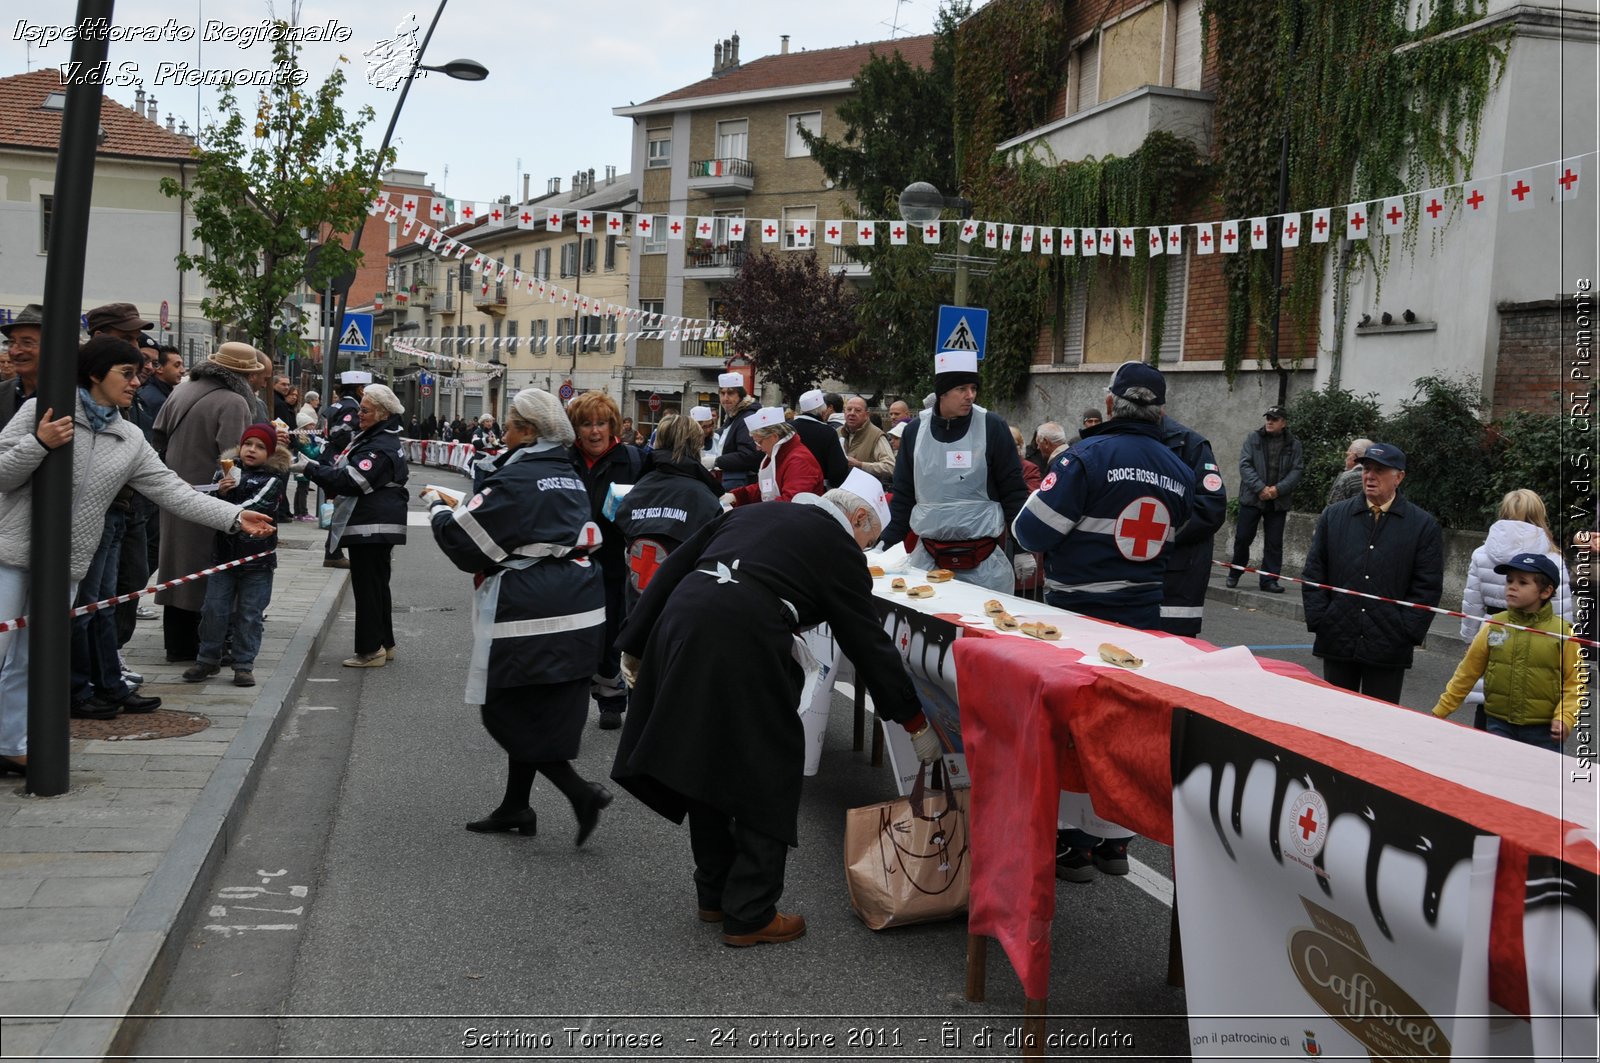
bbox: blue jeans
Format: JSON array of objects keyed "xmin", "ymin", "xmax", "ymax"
[
  {"xmin": 0, "ymin": 563, "xmax": 78, "ymax": 756},
  {"xmin": 197, "ymin": 566, "xmax": 274, "ymax": 670},
  {"xmin": 1485, "ymin": 715, "xmax": 1561, "ymax": 752},
  {"xmin": 70, "ymin": 508, "xmax": 130, "ymax": 704}
]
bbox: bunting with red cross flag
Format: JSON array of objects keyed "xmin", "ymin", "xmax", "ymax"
[
  {"xmin": 959, "ymin": 219, "xmax": 979, "ymax": 243},
  {"xmin": 695, "ymin": 217, "xmax": 714, "ymax": 241},
  {"xmin": 1081, "ymin": 227, "xmax": 1097, "ymax": 256},
  {"xmin": 1194, "ymin": 223, "xmax": 1213, "ymax": 254},
  {"xmin": 1420, "ymin": 190, "xmax": 1448, "ymax": 230},
  {"xmin": 460, "ymin": 202, "xmax": 479, "ymax": 223},
  {"xmin": 1001, "ymin": 224, "xmax": 1015, "ymax": 251},
  {"xmin": 984, "ymin": 223, "xmax": 999, "ymax": 248},
  {"xmin": 1039, "ymin": 227, "xmax": 1055, "ymax": 254},
  {"xmin": 727, "ymin": 217, "xmax": 746, "ymax": 242},
  {"xmin": 824, "ymin": 220, "xmax": 844, "ymax": 245},
  {"xmin": 429, "ymin": 198, "xmax": 451, "ymax": 224},
  {"xmin": 1280, "ymin": 212, "xmax": 1301, "ymax": 247},
  {"xmin": 1309, "ymin": 207, "xmax": 1331, "ymax": 243},
  {"xmin": 1098, "ymin": 229, "xmax": 1115, "ymax": 254},
  {"xmin": 790, "ymin": 219, "xmax": 813, "ymax": 248},
  {"xmin": 368, "ymin": 192, "xmax": 388, "ymax": 215},
  {"xmin": 546, "ymin": 208, "xmax": 563, "ymax": 232},
  {"xmin": 1166, "ymin": 225, "xmax": 1182, "ymax": 254},
  {"xmin": 1060, "ymin": 228, "xmax": 1077, "ymax": 255},
  {"xmin": 485, "ymin": 203, "xmax": 506, "ymax": 225},
  {"xmin": 1019, "ymin": 225, "xmax": 1034, "ymax": 252},
  {"xmin": 857, "ymin": 220, "xmax": 876, "ymax": 245},
  {"xmin": 1344, "ymin": 203, "xmax": 1369, "ymax": 241},
  {"xmin": 1147, "ymin": 227, "xmax": 1164, "ymax": 256},
  {"xmin": 635, "ymin": 215, "xmax": 653, "ymax": 240},
  {"xmin": 515, "ymin": 205, "xmax": 537, "ymax": 229},
  {"xmin": 922, "ymin": 221, "xmax": 941, "ymax": 244},
  {"xmin": 606, "ymin": 213, "xmax": 627, "ymax": 237},
  {"xmin": 1249, "ymin": 217, "xmax": 1268, "ymax": 251},
  {"xmin": 428, "ymin": 230, "xmax": 445, "ymax": 251},
  {"xmin": 1556, "ymin": 159, "xmax": 1582, "ymax": 202},
  {"xmin": 1116, "ymin": 228, "xmax": 1134, "ymax": 256},
  {"xmin": 1380, "ymin": 196, "xmax": 1406, "ymax": 235},
  {"xmin": 1220, "ymin": 220, "xmax": 1239, "ymax": 253},
  {"xmin": 1462, "ymin": 180, "xmax": 1491, "ymax": 217},
  {"xmin": 888, "ymin": 220, "xmax": 908, "ymax": 245},
  {"xmin": 576, "ymin": 212, "xmax": 594, "ymax": 234},
  {"xmin": 759, "ymin": 218, "xmax": 779, "ymax": 244},
  {"xmin": 399, "ymin": 196, "xmax": 418, "ymax": 219},
  {"xmin": 1505, "ymin": 169, "xmax": 1536, "ymax": 212},
  {"xmin": 667, "ymin": 216, "xmax": 687, "ymax": 240}
]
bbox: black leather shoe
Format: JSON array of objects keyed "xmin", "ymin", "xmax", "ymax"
[
  {"xmin": 1224, "ymin": 574, "xmax": 1239, "ymax": 588},
  {"xmin": 1261, "ymin": 582, "xmax": 1286, "ymax": 594},
  {"xmin": 114, "ymin": 693, "xmax": 162, "ymax": 713},
  {"xmin": 70, "ymin": 699, "xmax": 119, "ymax": 720},
  {"xmin": 574, "ymin": 782, "xmax": 614, "ymax": 847},
  {"xmin": 465, "ymin": 807, "xmax": 538, "ymax": 836}
]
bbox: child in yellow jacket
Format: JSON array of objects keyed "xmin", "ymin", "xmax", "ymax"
[{"xmin": 1433, "ymin": 553, "xmax": 1582, "ymax": 752}]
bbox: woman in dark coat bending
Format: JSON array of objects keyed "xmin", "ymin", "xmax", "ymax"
[
  {"xmin": 424, "ymin": 388, "xmax": 613, "ymax": 843},
  {"xmin": 612, "ymin": 413, "xmax": 724, "ymax": 611},
  {"xmin": 611, "ymin": 481, "xmax": 939, "ymax": 947}
]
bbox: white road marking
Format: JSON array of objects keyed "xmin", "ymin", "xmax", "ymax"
[{"xmin": 1126, "ymin": 856, "xmax": 1175, "ymax": 906}]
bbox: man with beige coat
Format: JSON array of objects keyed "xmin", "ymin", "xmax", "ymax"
[{"xmin": 839, "ymin": 396, "xmax": 894, "ymax": 485}]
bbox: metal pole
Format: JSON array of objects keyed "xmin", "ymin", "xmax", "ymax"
[{"xmin": 28, "ymin": 0, "xmax": 113, "ymax": 796}]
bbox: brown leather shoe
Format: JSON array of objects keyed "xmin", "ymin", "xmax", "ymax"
[
  {"xmin": 722, "ymin": 912, "xmax": 806, "ymax": 947},
  {"xmin": 697, "ymin": 908, "xmax": 724, "ymax": 923}
]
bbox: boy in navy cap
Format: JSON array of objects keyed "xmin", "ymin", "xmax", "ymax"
[{"xmin": 1432, "ymin": 552, "xmax": 1582, "ymax": 751}]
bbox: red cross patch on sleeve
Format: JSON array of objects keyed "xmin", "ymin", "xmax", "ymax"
[{"xmin": 358, "ymin": 458, "xmax": 373, "ymax": 471}]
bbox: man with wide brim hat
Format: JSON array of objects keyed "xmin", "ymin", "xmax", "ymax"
[
  {"xmin": 150, "ymin": 341, "xmax": 262, "ymax": 660},
  {"xmin": 0, "ymin": 304, "xmax": 44, "ymax": 432},
  {"xmin": 879, "ymin": 350, "xmax": 1029, "ymax": 592}
]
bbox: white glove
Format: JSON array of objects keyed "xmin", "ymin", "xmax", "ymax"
[
  {"xmin": 718, "ymin": 492, "xmax": 736, "ymax": 509},
  {"xmin": 290, "ymin": 455, "xmax": 313, "ymax": 474},
  {"xmin": 700, "ymin": 451, "xmax": 717, "ymax": 470},
  {"xmin": 620, "ymin": 652, "xmax": 641, "ymax": 687},
  {"xmin": 1012, "ymin": 552, "xmax": 1038, "ymax": 583},
  {"xmin": 909, "ymin": 724, "xmax": 942, "ymax": 764},
  {"xmin": 419, "ymin": 486, "xmax": 444, "ymax": 507}
]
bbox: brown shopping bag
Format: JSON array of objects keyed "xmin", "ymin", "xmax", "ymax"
[{"xmin": 844, "ymin": 762, "xmax": 970, "ymax": 930}]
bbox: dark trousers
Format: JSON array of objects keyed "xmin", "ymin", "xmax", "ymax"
[
  {"xmin": 71, "ymin": 508, "xmax": 130, "ymax": 704},
  {"xmin": 293, "ymin": 478, "xmax": 311, "ymax": 518},
  {"xmin": 1231, "ymin": 504, "xmax": 1287, "ymax": 586},
  {"xmin": 347, "ymin": 543, "xmax": 394, "ymax": 655},
  {"xmin": 1322, "ymin": 658, "xmax": 1407, "ymax": 704},
  {"xmin": 592, "ymin": 571, "xmax": 628, "ymax": 712},
  {"xmin": 685, "ymin": 798, "xmax": 788, "ymax": 935},
  {"xmin": 114, "ymin": 501, "xmax": 151, "ymax": 647},
  {"xmin": 164, "ymin": 606, "xmax": 201, "ymax": 660}
]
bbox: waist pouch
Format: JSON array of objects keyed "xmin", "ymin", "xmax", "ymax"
[{"xmin": 922, "ymin": 536, "xmax": 1000, "ymax": 571}]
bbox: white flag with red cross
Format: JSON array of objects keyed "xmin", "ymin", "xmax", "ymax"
[
  {"xmin": 857, "ymin": 221, "xmax": 876, "ymax": 245},
  {"xmin": 1505, "ymin": 169, "xmax": 1536, "ymax": 212},
  {"xmin": 727, "ymin": 217, "xmax": 746, "ymax": 242},
  {"xmin": 399, "ymin": 196, "xmax": 418, "ymax": 219},
  {"xmin": 455, "ymin": 243, "xmax": 472, "ymax": 260},
  {"xmin": 1019, "ymin": 225, "xmax": 1034, "ymax": 252},
  {"xmin": 1379, "ymin": 196, "xmax": 1406, "ymax": 235},
  {"xmin": 1556, "ymin": 159, "xmax": 1582, "ymax": 202},
  {"xmin": 958, "ymin": 219, "xmax": 979, "ymax": 243},
  {"xmin": 666, "ymin": 216, "xmax": 687, "ymax": 240},
  {"xmin": 1039, "ymin": 227, "xmax": 1055, "ymax": 255},
  {"xmin": 888, "ymin": 220, "xmax": 908, "ymax": 245},
  {"xmin": 1419, "ymin": 190, "xmax": 1448, "ymax": 230},
  {"xmin": 1118, "ymin": 228, "xmax": 1137, "ymax": 256},
  {"xmin": 1147, "ymin": 227, "xmax": 1164, "ymax": 256},
  {"xmin": 922, "ymin": 221, "xmax": 941, "ymax": 244},
  {"xmin": 469, "ymin": 254, "xmax": 485, "ymax": 273},
  {"xmin": 759, "ymin": 219, "xmax": 780, "ymax": 244},
  {"xmin": 1001, "ymin": 224, "xmax": 1015, "ymax": 251},
  {"xmin": 400, "ymin": 217, "xmax": 416, "ymax": 237},
  {"xmin": 515, "ymin": 205, "xmax": 537, "ymax": 230},
  {"xmin": 495, "ymin": 263, "xmax": 508, "ymax": 281},
  {"xmin": 546, "ymin": 209, "xmax": 563, "ymax": 232},
  {"xmin": 1248, "ymin": 217, "xmax": 1268, "ymax": 250},
  {"xmin": 635, "ymin": 215, "xmax": 654, "ymax": 240},
  {"xmin": 790, "ymin": 219, "xmax": 813, "ymax": 247},
  {"xmin": 512, "ymin": 270, "xmax": 522, "ymax": 288},
  {"xmin": 1060, "ymin": 228, "xmax": 1077, "ymax": 255},
  {"xmin": 695, "ymin": 217, "xmax": 715, "ymax": 240},
  {"xmin": 1098, "ymin": 229, "xmax": 1115, "ymax": 254},
  {"xmin": 459, "ymin": 202, "xmax": 479, "ymax": 223},
  {"xmin": 824, "ymin": 220, "xmax": 845, "ymax": 245},
  {"xmin": 1309, "ymin": 207, "xmax": 1332, "ymax": 243},
  {"xmin": 575, "ymin": 212, "xmax": 594, "ymax": 234},
  {"xmin": 1219, "ymin": 220, "xmax": 1239, "ymax": 253},
  {"xmin": 1279, "ymin": 213, "xmax": 1301, "ymax": 247},
  {"xmin": 983, "ymin": 223, "xmax": 998, "ymax": 248},
  {"xmin": 429, "ymin": 198, "xmax": 450, "ymax": 224},
  {"xmin": 605, "ymin": 213, "xmax": 626, "ymax": 237},
  {"xmin": 384, "ymin": 203, "xmax": 401, "ymax": 223},
  {"xmin": 1344, "ymin": 203, "xmax": 1369, "ymax": 240},
  {"xmin": 412, "ymin": 224, "xmax": 430, "ymax": 244},
  {"xmin": 438, "ymin": 239, "xmax": 456, "ymax": 257},
  {"xmin": 1462, "ymin": 180, "xmax": 1491, "ymax": 217},
  {"xmin": 428, "ymin": 230, "xmax": 445, "ymax": 251},
  {"xmin": 368, "ymin": 192, "xmax": 388, "ymax": 215},
  {"xmin": 1080, "ymin": 228, "xmax": 1097, "ymax": 256},
  {"xmin": 484, "ymin": 203, "xmax": 506, "ymax": 225},
  {"xmin": 1166, "ymin": 226, "xmax": 1183, "ymax": 254}
]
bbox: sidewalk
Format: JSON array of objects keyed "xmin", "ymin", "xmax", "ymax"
[
  {"xmin": 1206, "ymin": 570, "xmax": 1467, "ymax": 654},
  {"xmin": 0, "ymin": 519, "xmax": 347, "ymax": 1059}
]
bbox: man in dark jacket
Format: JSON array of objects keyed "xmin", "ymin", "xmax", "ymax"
[
  {"xmin": 792, "ymin": 388, "xmax": 848, "ymax": 489},
  {"xmin": 1155, "ymin": 413, "xmax": 1227, "ymax": 636},
  {"xmin": 1228, "ymin": 405, "xmax": 1303, "ymax": 592},
  {"xmin": 712, "ymin": 371, "xmax": 762, "ymax": 489},
  {"xmin": 138, "ymin": 343, "xmax": 184, "ymax": 424},
  {"xmin": 1302, "ymin": 443, "xmax": 1443, "ymax": 703}
]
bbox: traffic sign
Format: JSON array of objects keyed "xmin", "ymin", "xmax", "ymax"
[
  {"xmin": 558, "ymin": 380, "xmax": 575, "ymax": 402},
  {"xmin": 420, "ymin": 386, "xmax": 432, "ymax": 397},
  {"xmin": 648, "ymin": 393, "xmax": 661, "ymax": 412},
  {"xmin": 338, "ymin": 312, "xmax": 373, "ymax": 352},
  {"xmin": 936, "ymin": 304, "xmax": 989, "ymax": 360}
]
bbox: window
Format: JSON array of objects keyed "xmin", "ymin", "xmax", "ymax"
[
  {"xmin": 532, "ymin": 319, "xmax": 549, "ymax": 354},
  {"xmin": 643, "ymin": 214, "xmax": 668, "ymax": 255},
  {"xmin": 604, "ymin": 234, "xmax": 617, "ymax": 272},
  {"xmin": 640, "ymin": 299, "xmax": 664, "ymax": 336},
  {"xmin": 1155, "ymin": 253, "xmax": 1189, "ymax": 360},
  {"xmin": 492, "ymin": 318, "xmax": 502, "ymax": 340},
  {"xmin": 1059, "ymin": 283, "xmax": 1088, "ymax": 365},
  {"xmin": 533, "ymin": 247, "xmax": 551, "ymax": 279},
  {"xmin": 1173, "ymin": 0, "xmax": 1203, "ymax": 91},
  {"xmin": 647, "ymin": 130, "xmax": 672, "ymax": 168},
  {"xmin": 716, "ymin": 118, "xmax": 749, "ymax": 160},
  {"xmin": 583, "ymin": 237, "xmax": 597, "ymax": 274},
  {"xmin": 560, "ymin": 243, "xmax": 578, "ymax": 278},
  {"xmin": 459, "ymin": 261, "xmax": 471, "ymax": 293},
  {"xmin": 38, "ymin": 195, "xmax": 52, "ymax": 253},
  {"xmin": 782, "ymin": 205, "xmax": 817, "ymax": 250},
  {"xmin": 512, "ymin": 252, "xmax": 522, "ymax": 272},
  {"xmin": 607, "ymin": 315, "xmax": 618, "ymax": 353},
  {"xmin": 581, "ymin": 314, "xmax": 603, "ymax": 352},
  {"xmin": 786, "ymin": 111, "xmax": 821, "ymax": 157},
  {"xmin": 478, "ymin": 323, "xmax": 486, "ymax": 351},
  {"xmin": 556, "ymin": 317, "xmax": 574, "ymax": 353},
  {"xmin": 506, "ymin": 318, "xmax": 519, "ymax": 355},
  {"xmin": 444, "ymin": 269, "xmax": 455, "ymax": 310}
]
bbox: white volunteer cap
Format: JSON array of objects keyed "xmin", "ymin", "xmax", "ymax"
[
  {"xmin": 934, "ymin": 350, "xmax": 977, "ymax": 375},
  {"xmin": 798, "ymin": 389, "xmax": 825, "ymax": 413},
  {"xmin": 717, "ymin": 372, "xmax": 743, "ymax": 388},
  {"xmin": 340, "ymin": 370, "xmax": 373, "ymax": 384},
  {"xmin": 841, "ymin": 468, "xmax": 890, "ymax": 528},
  {"xmin": 744, "ymin": 406, "xmax": 786, "ymax": 431},
  {"xmin": 688, "ymin": 405, "xmax": 714, "ymax": 423}
]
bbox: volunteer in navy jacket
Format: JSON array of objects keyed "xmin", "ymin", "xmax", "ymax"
[
  {"xmin": 298, "ymin": 383, "xmax": 409, "ymax": 667},
  {"xmin": 1012, "ymin": 361, "xmax": 1195, "ymax": 629},
  {"xmin": 613, "ymin": 413, "xmax": 723, "ymax": 611},
  {"xmin": 425, "ymin": 388, "xmax": 613, "ymax": 845},
  {"xmin": 1155, "ymin": 413, "xmax": 1227, "ymax": 636},
  {"xmin": 880, "ymin": 350, "xmax": 1030, "ymax": 592}
]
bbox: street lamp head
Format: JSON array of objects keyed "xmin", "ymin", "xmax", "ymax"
[
  {"xmin": 423, "ymin": 58, "xmax": 489, "ymax": 81},
  {"xmin": 899, "ymin": 181, "xmax": 944, "ymax": 223}
]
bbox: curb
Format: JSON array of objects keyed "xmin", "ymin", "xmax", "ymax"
[
  {"xmin": 1206, "ymin": 581, "xmax": 1469, "ymax": 655},
  {"xmin": 38, "ymin": 568, "xmax": 350, "ymax": 1062}
]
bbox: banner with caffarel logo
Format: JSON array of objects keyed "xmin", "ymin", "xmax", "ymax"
[{"xmin": 1172, "ymin": 712, "xmax": 1499, "ymax": 1060}]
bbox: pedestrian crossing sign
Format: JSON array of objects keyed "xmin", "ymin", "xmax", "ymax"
[
  {"xmin": 338, "ymin": 312, "xmax": 373, "ymax": 352},
  {"xmin": 936, "ymin": 304, "xmax": 988, "ymax": 360}
]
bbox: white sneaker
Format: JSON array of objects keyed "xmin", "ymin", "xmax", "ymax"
[
  {"xmin": 118, "ymin": 652, "xmax": 144, "ymax": 687},
  {"xmin": 135, "ymin": 605, "xmax": 157, "ymax": 620}
]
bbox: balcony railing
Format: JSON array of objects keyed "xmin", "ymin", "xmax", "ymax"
[
  {"xmin": 681, "ymin": 337, "xmax": 729, "ymax": 361},
  {"xmin": 688, "ymin": 157, "xmax": 753, "ymax": 179},
  {"xmin": 686, "ymin": 245, "xmax": 748, "ymax": 271}
]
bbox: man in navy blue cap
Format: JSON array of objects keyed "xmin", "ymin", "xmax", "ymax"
[{"xmin": 1302, "ymin": 441, "xmax": 1443, "ymax": 703}]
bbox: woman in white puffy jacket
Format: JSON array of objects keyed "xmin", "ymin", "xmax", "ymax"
[{"xmin": 1458, "ymin": 489, "xmax": 1571, "ymax": 725}]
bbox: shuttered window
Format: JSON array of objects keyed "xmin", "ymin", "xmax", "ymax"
[
  {"xmin": 1173, "ymin": 0, "xmax": 1203, "ymax": 90},
  {"xmin": 1073, "ymin": 38, "xmax": 1099, "ymax": 113},
  {"xmin": 1156, "ymin": 253, "xmax": 1189, "ymax": 361},
  {"xmin": 1060, "ymin": 283, "xmax": 1088, "ymax": 364}
]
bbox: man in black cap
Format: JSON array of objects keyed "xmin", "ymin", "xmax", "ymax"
[
  {"xmin": 0, "ymin": 304, "xmax": 44, "ymax": 432},
  {"xmin": 880, "ymin": 350, "xmax": 1028, "ymax": 592},
  {"xmin": 1227, "ymin": 404, "xmax": 1303, "ymax": 592},
  {"xmin": 84, "ymin": 302, "xmax": 154, "ymax": 344},
  {"xmin": 1302, "ymin": 442, "xmax": 1443, "ymax": 703}
]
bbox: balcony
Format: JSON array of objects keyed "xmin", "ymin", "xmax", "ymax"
[
  {"xmin": 996, "ymin": 85, "xmax": 1214, "ymax": 165},
  {"xmin": 681, "ymin": 337, "xmax": 730, "ymax": 364},
  {"xmin": 829, "ymin": 245, "xmax": 870, "ymax": 277},
  {"xmin": 685, "ymin": 243, "xmax": 748, "ymax": 279},
  {"xmin": 686, "ymin": 156, "xmax": 755, "ymax": 196},
  {"xmin": 472, "ymin": 285, "xmax": 507, "ymax": 314},
  {"xmin": 430, "ymin": 289, "xmax": 451, "ymax": 312}
]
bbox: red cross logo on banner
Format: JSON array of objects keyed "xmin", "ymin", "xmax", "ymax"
[
  {"xmin": 925, "ymin": 223, "xmax": 939, "ymax": 239},
  {"xmin": 1112, "ymin": 497, "xmax": 1172, "ymax": 561},
  {"xmin": 404, "ymin": 199, "xmax": 416, "ymax": 212},
  {"xmin": 963, "ymin": 223, "xmax": 976, "ymax": 238},
  {"xmin": 1425, "ymin": 198, "xmax": 1442, "ymax": 219},
  {"xmin": 548, "ymin": 212, "xmax": 562, "ymax": 226},
  {"xmin": 796, "ymin": 224, "xmax": 809, "ymax": 238},
  {"xmin": 1063, "ymin": 233, "xmax": 1075, "ymax": 250},
  {"xmin": 627, "ymin": 539, "xmax": 668, "ymax": 592},
  {"xmin": 1510, "ymin": 179, "xmax": 1531, "ymax": 201},
  {"xmin": 1466, "ymin": 188, "xmax": 1485, "ymax": 210},
  {"xmin": 520, "ymin": 211, "xmax": 533, "ymax": 225},
  {"xmin": 1222, "ymin": 228, "xmax": 1235, "ymax": 246},
  {"xmin": 580, "ymin": 215, "xmax": 592, "ymax": 228},
  {"xmin": 764, "ymin": 223, "xmax": 777, "ymax": 238},
  {"xmin": 490, "ymin": 207, "xmax": 503, "ymax": 222},
  {"xmin": 1199, "ymin": 230, "xmax": 1211, "ymax": 246},
  {"xmin": 1385, "ymin": 204, "xmax": 1403, "ymax": 226},
  {"xmin": 1122, "ymin": 232, "xmax": 1133, "ymax": 250},
  {"xmin": 1149, "ymin": 231, "xmax": 1161, "ymax": 249},
  {"xmin": 859, "ymin": 225, "xmax": 873, "ymax": 240},
  {"xmin": 1285, "ymin": 788, "xmax": 1330, "ymax": 860},
  {"xmin": 1252, "ymin": 223, "xmax": 1264, "ymax": 241},
  {"xmin": 462, "ymin": 204, "xmax": 476, "ymax": 219},
  {"xmin": 1559, "ymin": 168, "xmax": 1579, "ymax": 192},
  {"xmin": 730, "ymin": 222, "xmax": 743, "ymax": 237},
  {"xmin": 1313, "ymin": 214, "xmax": 1329, "ymax": 235}
]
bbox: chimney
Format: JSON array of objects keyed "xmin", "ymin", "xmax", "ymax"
[
  {"xmin": 780, "ymin": 35, "xmax": 790, "ymax": 55},
  {"xmin": 548, "ymin": 176, "xmax": 561, "ymax": 194},
  {"xmin": 587, "ymin": 167, "xmax": 595, "ymax": 194},
  {"xmin": 523, "ymin": 173, "xmax": 530, "ymax": 202},
  {"xmin": 730, "ymin": 32, "xmax": 740, "ymax": 66},
  {"xmin": 146, "ymin": 95, "xmax": 158, "ymax": 121},
  {"xmin": 134, "ymin": 87, "xmax": 145, "ymax": 115},
  {"xmin": 165, "ymin": 112, "xmax": 175, "ymax": 132},
  {"xmin": 605, "ymin": 165, "xmax": 615, "ymax": 185}
]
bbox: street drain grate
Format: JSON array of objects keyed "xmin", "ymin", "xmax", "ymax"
[{"xmin": 71, "ymin": 710, "xmax": 212, "ymax": 741}]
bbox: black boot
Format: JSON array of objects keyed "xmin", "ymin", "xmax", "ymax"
[
  {"xmin": 465, "ymin": 807, "xmax": 538, "ymax": 835},
  {"xmin": 574, "ymin": 783, "xmax": 613, "ymax": 848}
]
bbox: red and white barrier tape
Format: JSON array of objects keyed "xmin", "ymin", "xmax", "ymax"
[
  {"xmin": 1216, "ymin": 561, "xmax": 1600, "ymax": 649},
  {"xmin": 0, "ymin": 550, "xmax": 276, "ymax": 634}
]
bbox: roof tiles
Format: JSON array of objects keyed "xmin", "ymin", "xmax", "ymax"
[
  {"xmin": 0, "ymin": 69, "xmax": 196, "ymax": 161},
  {"xmin": 643, "ymin": 35, "xmax": 936, "ymax": 106}
]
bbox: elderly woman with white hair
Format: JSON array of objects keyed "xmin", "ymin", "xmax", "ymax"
[
  {"xmin": 723, "ymin": 407, "xmax": 824, "ymax": 507},
  {"xmin": 297, "ymin": 382, "xmax": 409, "ymax": 667},
  {"xmin": 424, "ymin": 388, "xmax": 613, "ymax": 844}
]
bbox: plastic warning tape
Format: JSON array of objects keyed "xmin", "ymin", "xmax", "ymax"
[{"xmin": 0, "ymin": 550, "xmax": 277, "ymax": 634}]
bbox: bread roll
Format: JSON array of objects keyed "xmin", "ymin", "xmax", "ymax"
[
  {"xmin": 926, "ymin": 568, "xmax": 955, "ymax": 582},
  {"xmin": 993, "ymin": 612, "xmax": 1020, "ymax": 631},
  {"xmin": 1096, "ymin": 643, "xmax": 1143, "ymax": 668},
  {"xmin": 983, "ymin": 599, "xmax": 1005, "ymax": 616},
  {"xmin": 890, "ymin": 577, "xmax": 907, "ymax": 592},
  {"xmin": 868, "ymin": 565, "xmax": 886, "ymax": 578},
  {"xmin": 906, "ymin": 585, "xmax": 935, "ymax": 599},
  {"xmin": 1020, "ymin": 622, "xmax": 1061, "ymax": 641}
]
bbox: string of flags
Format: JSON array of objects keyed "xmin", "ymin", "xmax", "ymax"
[
  {"xmin": 389, "ymin": 339, "xmax": 505, "ymax": 375},
  {"xmin": 365, "ymin": 152, "xmax": 1590, "ymax": 326}
]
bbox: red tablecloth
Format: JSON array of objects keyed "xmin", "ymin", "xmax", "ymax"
[{"xmin": 956, "ymin": 630, "xmax": 1594, "ymax": 1016}]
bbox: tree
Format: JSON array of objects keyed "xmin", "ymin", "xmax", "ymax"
[
  {"xmin": 161, "ymin": 20, "xmax": 388, "ymax": 362},
  {"xmin": 720, "ymin": 251, "xmax": 859, "ymax": 407},
  {"xmin": 800, "ymin": 3, "xmax": 969, "ymax": 400}
]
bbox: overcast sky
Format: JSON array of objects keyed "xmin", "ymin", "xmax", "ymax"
[{"xmin": 3, "ymin": 0, "xmax": 966, "ymax": 203}]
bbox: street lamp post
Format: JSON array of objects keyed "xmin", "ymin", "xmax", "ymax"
[
  {"xmin": 321, "ymin": 0, "xmax": 486, "ymax": 429},
  {"xmin": 899, "ymin": 181, "xmax": 974, "ymax": 304}
]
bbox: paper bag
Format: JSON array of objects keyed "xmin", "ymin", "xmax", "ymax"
[{"xmin": 844, "ymin": 763, "xmax": 970, "ymax": 930}]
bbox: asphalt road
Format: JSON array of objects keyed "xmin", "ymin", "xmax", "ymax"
[{"xmin": 132, "ymin": 476, "xmax": 1485, "ymax": 1062}]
